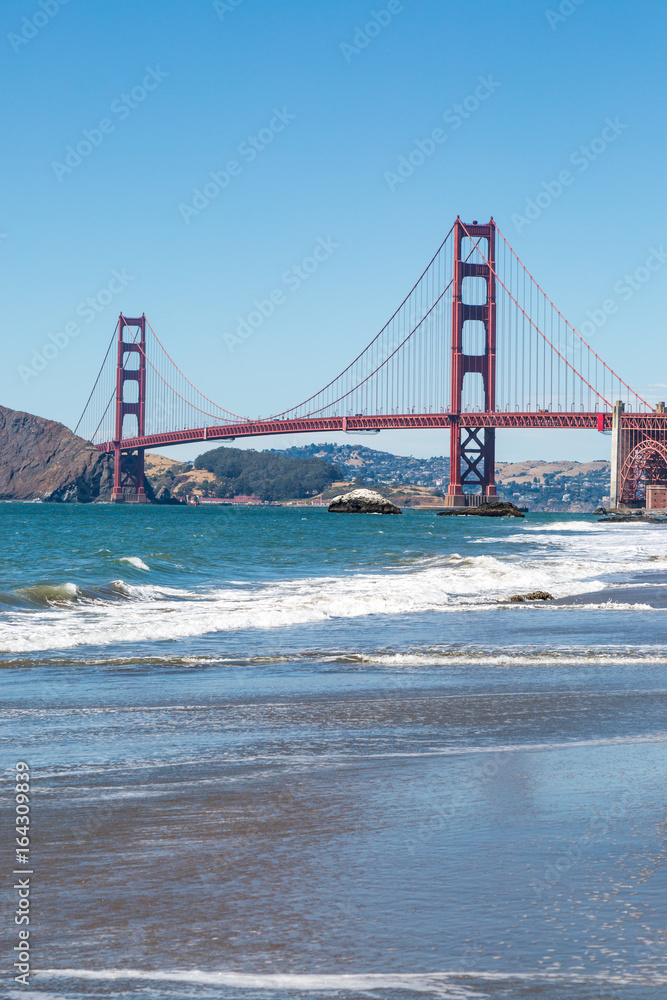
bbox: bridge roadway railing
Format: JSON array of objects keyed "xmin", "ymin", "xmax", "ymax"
[{"xmin": 97, "ymin": 411, "xmax": 625, "ymax": 453}]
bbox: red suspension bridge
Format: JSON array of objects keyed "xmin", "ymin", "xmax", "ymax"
[{"xmin": 76, "ymin": 218, "xmax": 667, "ymax": 508}]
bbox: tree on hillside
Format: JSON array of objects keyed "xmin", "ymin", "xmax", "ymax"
[{"xmin": 194, "ymin": 446, "xmax": 340, "ymax": 501}]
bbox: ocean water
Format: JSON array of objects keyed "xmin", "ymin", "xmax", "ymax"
[{"xmin": 1, "ymin": 503, "xmax": 666, "ymax": 1000}]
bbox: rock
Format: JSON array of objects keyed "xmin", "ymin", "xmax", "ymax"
[
  {"xmin": 0, "ymin": 404, "xmax": 114, "ymax": 502},
  {"xmin": 598, "ymin": 506, "xmax": 643, "ymax": 517},
  {"xmin": 598, "ymin": 515, "xmax": 666, "ymax": 524},
  {"xmin": 437, "ymin": 501, "xmax": 525, "ymax": 518},
  {"xmin": 328, "ymin": 488, "xmax": 402, "ymax": 514},
  {"xmin": 509, "ymin": 591, "xmax": 553, "ymax": 602},
  {"xmin": 155, "ymin": 486, "xmax": 185, "ymax": 506}
]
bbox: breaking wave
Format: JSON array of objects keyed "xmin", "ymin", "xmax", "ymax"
[
  {"xmin": 1, "ymin": 515, "xmax": 665, "ymax": 653},
  {"xmin": 116, "ymin": 555, "xmax": 150, "ymax": 571}
]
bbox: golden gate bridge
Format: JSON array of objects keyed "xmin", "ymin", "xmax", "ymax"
[{"xmin": 75, "ymin": 218, "xmax": 667, "ymax": 509}]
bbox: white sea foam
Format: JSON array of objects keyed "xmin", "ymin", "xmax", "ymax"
[
  {"xmin": 544, "ymin": 601, "xmax": 655, "ymax": 611},
  {"xmin": 355, "ymin": 648, "xmax": 667, "ymax": 667},
  {"xmin": 38, "ymin": 966, "xmax": 667, "ymax": 992},
  {"xmin": 36, "ymin": 968, "xmax": 482, "ymax": 997},
  {"xmin": 3, "ymin": 644, "xmax": 665, "ymax": 671},
  {"xmin": 523, "ymin": 521, "xmax": 607, "ymax": 532},
  {"xmin": 109, "ymin": 580, "xmax": 191, "ymax": 599}
]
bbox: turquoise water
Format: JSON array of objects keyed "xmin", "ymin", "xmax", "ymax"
[{"xmin": 2, "ymin": 504, "xmax": 666, "ymax": 999}]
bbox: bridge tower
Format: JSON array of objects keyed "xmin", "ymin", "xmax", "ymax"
[
  {"xmin": 111, "ymin": 314, "xmax": 148, "ymax": 503},
  {"xmin": 445, "ymin": 218, "xmax": 497, "ymax": 506}
]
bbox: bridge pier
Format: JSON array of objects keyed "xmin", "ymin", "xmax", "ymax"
[
  {"xmin": 609, "ymin": 400, "xmax": 624, "ymax": 508},
  {"xmin": 111, "ymin": 448, "xmax": 148, "ymax": 503},
  {"xmin": 445, "ymin": 423, "xmax": 497, "ymax": 506}
]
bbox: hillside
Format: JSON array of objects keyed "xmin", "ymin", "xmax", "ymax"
[
  {"xmin": 0, "ymin": 404, "xmax": 114, "ymax": 502},
  {"xmin": 271, "ymin": 443, "xmax": 450, "ymax": 487},
  {"xmin": 149, "ymin": 446, "xmax": 340, "ymax": 501},
  {"xmin": 145, "ymin": 445, "xmax": 611, "ymax": 511},
  {"xmin": 495, "ymin": 460, "xmax": 610, "ymax": 511},
  {"xmin": 495, "ymin": 459, "xmax": 609, "ymax": 484}
]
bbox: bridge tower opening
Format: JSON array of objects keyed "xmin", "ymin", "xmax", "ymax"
[
  {"xmin": 445, "ymin": 218, "xmax": 497, "ymax": 506},
  {"xmin": 112, "ymin": 314, "xmax": 148, "ymax": 503}
]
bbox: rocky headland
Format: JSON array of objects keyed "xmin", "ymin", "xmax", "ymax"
[{"xmin": 0, "ymin": 404, "xmax": 114, "ymax": 502}]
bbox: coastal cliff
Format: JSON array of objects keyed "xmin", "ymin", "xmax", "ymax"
[{"xmin": 0, "ymin": 404, "xmax": 114, "ymax": 502}]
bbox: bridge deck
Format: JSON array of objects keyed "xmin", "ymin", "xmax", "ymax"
[{"xmin": 97, "ymin": 412, "xmax": 628, "ymax": 452}]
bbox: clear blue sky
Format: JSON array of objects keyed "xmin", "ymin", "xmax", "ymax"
[{"xmin": 1, "ymin": 0, "xmax": 666, "ymax": 462}]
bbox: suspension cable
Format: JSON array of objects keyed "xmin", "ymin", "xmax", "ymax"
[
  {"xmin": 273, "ymin": 223, "xmax": 456, "ymax": 417},
  {"xmin": 73, "ymin": 322, "xmax": 118, "ymax": 435},
  {"xmin": 494, "ymin": 222, "xmax": 650, "ymax": 409},
  {"xmin": 144, "ymin": 318, "xmax": 246, "ymax": 421},
  {"xmin": 461, "ymin": 223, "xmax": 633, "ymax": 411}
]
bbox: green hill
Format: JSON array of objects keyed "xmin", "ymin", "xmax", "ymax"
[{"xmin": 193, "ymin": 446, "xmax": 340, "ymax": 501}]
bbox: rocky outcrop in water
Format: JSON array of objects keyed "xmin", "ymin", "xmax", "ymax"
[
  {"xmin": 437, "ymin": 501, "xmax": 525, "ymax": 518},
  {"xmin": 509, "ymin": 591, "xmax": 553, "ymax": 602},
  {"xmin": 328, "ymin": 488, "xmax": 402, "ymax": 514},
  {"xmin": 0, "ymin": 404, "xmax": 114, "ymax": 502},
  {"xmin": 598, "ymin": 514, "xmax": 667, "ymax": 523}
]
